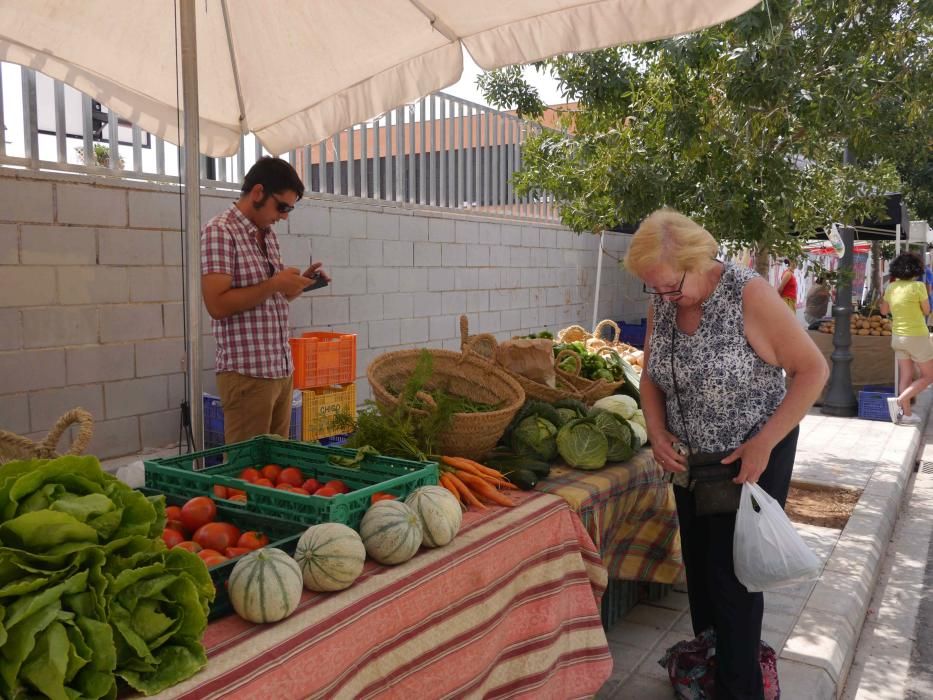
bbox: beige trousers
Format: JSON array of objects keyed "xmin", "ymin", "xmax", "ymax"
[{"xmin": 216, "ymin": 372, "xmax": 293, "ymax": 444}]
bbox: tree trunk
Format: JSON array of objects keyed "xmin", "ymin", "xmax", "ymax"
[
  {"xmin": 754, "ymin": 244, "xmax": 771, "ymax": 278},
  {"xmin": 864, "ymin": 241, "xmax": 882, "ymax": 310}
]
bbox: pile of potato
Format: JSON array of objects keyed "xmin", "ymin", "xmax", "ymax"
[{"xmin": 818, "ymin": 314, "xmax": 892, "ymax": 336}]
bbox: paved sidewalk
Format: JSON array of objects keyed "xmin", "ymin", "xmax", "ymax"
[{"xmin": 598, "ymin": 389, "xmax": 931, "ymax": 700}]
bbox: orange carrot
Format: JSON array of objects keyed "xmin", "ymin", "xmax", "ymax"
[
  {"xmin": 458, "ymin": 458, "xmax": 509, "ymax": 480},
  {"xmin": 439, "ymin": 473, "xmax": 463, "ymax": 504},
  {"xmin": 440, "ymin": 456, "xmax": 486, "ymax": 477},
  {"xmin": 456, "ymin": 471, "xmax": 515, "ymax": 507},
  {"xmin": 446, "ymin": 472, "xmax": 486, "ymax": 510}
]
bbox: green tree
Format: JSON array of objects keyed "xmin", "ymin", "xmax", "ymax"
[{"xmin": 478, "ymin": 0, "xmax": 931, "ymax": 258}]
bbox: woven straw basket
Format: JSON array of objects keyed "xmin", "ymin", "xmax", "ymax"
[
  {"xmin": 367, "ymin": 348, "xmax": 525, "ymax": 460},
  {"xmin": 459, "ymin": 315, "xmax": 584, "ymax": 404},
  {"xmin": 554, "ymin": 348, "xmax": 626, "ymax": 404},
  {"xmin": 0, "ymin": 408, "xmax": 94, "ymax": 465}
]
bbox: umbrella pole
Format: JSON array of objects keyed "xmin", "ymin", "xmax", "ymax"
[
  {"xmin": 181, "ymin": 0, "xmax": 203, "ymax": 451},
  {"xmin": 592, "ymin": 231, "xmax": 605, "ymax": 331}
]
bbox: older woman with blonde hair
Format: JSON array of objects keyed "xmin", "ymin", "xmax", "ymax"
[{"xmin": 625, "ymin": 208, "xmax": 828, "ymax": 699}]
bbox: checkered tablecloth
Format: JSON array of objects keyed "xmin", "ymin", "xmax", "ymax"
[
  {"xmin": 536, "ymin": 449, "xmax": 684, "ymax": 584},
  {"xmin": 156, "ymin": 491, "xmax": 612, "ymax": 700}
]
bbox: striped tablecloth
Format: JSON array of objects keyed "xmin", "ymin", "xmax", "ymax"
[
  {"xmin": 158, "ymin": 491, "xmax": 613, "ymax": 700},
  {"xmin": 536, "ymin": 449, "xmax": 684, "ymax": 584}
]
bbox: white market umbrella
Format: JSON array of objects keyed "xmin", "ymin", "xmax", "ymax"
[{"xmin": 0, "ymin": 0, "xmax": 760, "ymax": 447}]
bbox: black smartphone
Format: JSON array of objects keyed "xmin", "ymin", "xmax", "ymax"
[{"xmin": 303, "ymin": 255, "xmax": 329, "ymax": 292}]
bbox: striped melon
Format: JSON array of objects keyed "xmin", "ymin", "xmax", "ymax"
[
  {"xmin": 404, "ymin": 486, "xmax": 462, "ymax": 548},
  {"xmin": 294, "ymin": 523, "xmax": 366, "ymax": 592},
  {"xmin": 359, "ymin": 500, "xmax": 423, "ymax": 565},
  {"xmin": 228, "ymin": 548, "xmax": 303, "ymax": 623}
]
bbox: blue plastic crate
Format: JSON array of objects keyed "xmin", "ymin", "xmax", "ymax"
[
  {"xmin": 618, "ymin": 318, "xmax": 647, "ymax": 348},
  {"xmin": 858, "ymin": 385, "xmax": 895, "ymax": 421},
  {"xmin": 203, "ymin": 392, "xmax": 302, "ymax": 448},
  {"xmin": 318, "ymin": 433, "xmax": 350, "ymax": 447}
]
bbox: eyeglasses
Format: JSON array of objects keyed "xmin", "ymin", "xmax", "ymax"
[
  {"xmin": 268, "ymin": 192, "xmax": 295, "ymax": 214},
  {"xmin": 643, "ymin": 270, "xmax": 686, "ymax": 298}
]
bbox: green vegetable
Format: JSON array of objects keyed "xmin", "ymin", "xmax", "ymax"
[
  {"xmin": 510, "ymin": 416, "xmax": 559, "ymax": 461},
  {"xmin": 592, "ymin": 394, "xmax": 639, "ymax": 421},
  {"xmin": 327, "ymin": 445, "xmax": 379, "ymax": 468},
  {"xmin": 556, "ymin": 417, "xmax": 609, "ymax": 470},
  {"xmin": 503, "ymin": 469, "xmax": 540, "ymax": 490},
  {"xmin": 592, "ymin": 411, "xmax": 636, "ymax": 463},
  {"xmin": 0, "ymin": 456, "xmax": 214, "ymax": 698},
  {"xmin": 483, "ymin": 449, "xmax": 552, "ymax": 478},
  {"xmin": 553, "ymin": 398, "xmax": 589, "ymax": 421}
]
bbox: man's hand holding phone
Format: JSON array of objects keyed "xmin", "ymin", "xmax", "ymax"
[{"xmin": 303, "ymin": 258, "xmax": 331, "ymax": 292}]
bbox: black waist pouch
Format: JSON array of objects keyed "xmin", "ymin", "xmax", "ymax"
[{"xmin": 688, "ymin": 451, "xmax": 741, "ymax": 516}]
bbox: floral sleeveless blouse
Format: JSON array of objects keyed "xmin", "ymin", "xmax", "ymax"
[{"xmin": 646, "ymin": 261, "xmax": 786, "ymax": 453}]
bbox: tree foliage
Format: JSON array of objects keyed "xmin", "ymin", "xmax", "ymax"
[{"xmin": 478, "ymin": 0, "xmax": 931, "ymax": 254}]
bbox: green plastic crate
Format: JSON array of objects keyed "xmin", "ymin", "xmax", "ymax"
[
  {"xmin": 143, "ymin": 436, "xmax": 438, "ymax": 530},
  {"xmin": 141, "ymin": 488, "xmax": 305, "ymax": 620}
]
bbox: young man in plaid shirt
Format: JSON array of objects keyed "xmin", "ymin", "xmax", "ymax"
[{"xmin": 201, "ymin": 157, "xmax": 330, "ymax": 443}]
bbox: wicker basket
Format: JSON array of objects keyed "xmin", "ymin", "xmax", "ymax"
[
  {"xmin": 459, "ymin": 316, "xmax": 584, "ymax": 404},
  {"xmin": 554, "ymin": 347, "xmax": 627, "ymax": 404},
  {"xmin": 0, "ymin": 408, "xmax": 94, "ymax": 464},
  {"xmin": 367, "ymin": 348, "xmax": 525, "ymax": 460}
]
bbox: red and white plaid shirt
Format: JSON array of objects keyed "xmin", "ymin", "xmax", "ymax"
[{"xmin": 201, "ymin": 205, "xmax": 292, "ymax": 378}]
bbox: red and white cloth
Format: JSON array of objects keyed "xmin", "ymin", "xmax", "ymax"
[
  {"xmin": 157, "ymin": 492, "xmax": 612, "ymax": 700},
  {"xmin": 201, "ymin": 205, "xmax": 292, "ymax": 378}
]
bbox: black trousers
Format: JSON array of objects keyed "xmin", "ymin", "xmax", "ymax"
[{"xmin": 673, "ymin": 426, "xmax": 799, "ymax": 700}]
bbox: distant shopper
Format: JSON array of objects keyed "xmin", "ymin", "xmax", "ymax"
[
  {"xmin": 776, "ymin": 259, "xmax": 798, "ymax": 313},
  {"xmin": 804, "ymin": 275, "xmax": 831, "ymax": 327},
  {"xmin": 201, "ymin": 157, "xmax": 330, "ymax": 443},
  {"xmin": 881, "ymin": 252, "xmax": 933, "ymax": 426},
  {"xmin": 924, "ymin": 263, "xmax": 933, "ymax": 328}
]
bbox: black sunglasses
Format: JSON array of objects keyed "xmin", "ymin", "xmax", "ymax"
[
  {"xmin": 268, "ymin": 192, "xmax": 295, "ymax": 214},
  {"xmin": 643, "ymin": 270, "xmax": 686, "ymax": 298}
]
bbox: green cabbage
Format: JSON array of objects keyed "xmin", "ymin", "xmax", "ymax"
[
  {"xmin": 510, "ymin": 415, "xmax": 559, "ymax": 461},
  {"xmin": 592, "ymin": 394, "xmax": 639, "ymax": 420},
  {"xmin": 0, "ymin": 456, "xmax": 213, "ymax": 698},
  {"xmin": 556, "ymin": 417, "xmax": 609, "ymax": 470},
  {"xmin": 593, "ymin": 411, "xmax": 636, "ymax": 463}
]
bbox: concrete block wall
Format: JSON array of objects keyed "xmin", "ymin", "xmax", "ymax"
[{"xmin": 0, "ymin": 168, "xmax": 647, "ymax": 460}]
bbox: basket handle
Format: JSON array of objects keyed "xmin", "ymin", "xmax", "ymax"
[
  {"xmin": 557, "ymin": 324, "xmax": 590, "ymax": 342},
  {"xmin": 414, "ymin": 391, "xmax": 437, "ymax": 409},
  {"xmin": 39, "ymin": 407, "xmax": 94, "ymax": 456},
  {"xmin": 460, "ymin": 315, "xmax": 499, "ymax": 363},
  {"xmin": 593, "ymin": 319, "xmax": 620, "ymax": 343},
  {"xmin": 555, "ymin": 349, "xmax": 583, "ymax": 376}
]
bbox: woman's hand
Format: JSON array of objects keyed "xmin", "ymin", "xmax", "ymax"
[
  {"xmin": 649, "ymin": 427, "xmax": 688, "ymax": 473},
  {"xmin": 722, "ymin": 434, "xmax": 774, "ymax": 484}
]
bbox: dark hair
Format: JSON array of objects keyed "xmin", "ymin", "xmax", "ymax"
[
  {"xmin": 889, "ymin": 252, "xmax": 924, "ymax": 281},
  {"xmin": 241, "ymin": 156, "xmax": 304, "ymax": 200}
]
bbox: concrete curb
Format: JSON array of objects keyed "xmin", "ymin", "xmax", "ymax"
[{"xmin": 778, "ymin": 391, "xmax": 931, "ymax": 699}]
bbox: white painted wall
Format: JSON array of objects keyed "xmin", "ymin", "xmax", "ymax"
[{"xmin": 0, "ymin": 168, "xmax": 647, "ymax": 459}]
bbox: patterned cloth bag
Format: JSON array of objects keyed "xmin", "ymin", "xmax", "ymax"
[{"xmin": 658, "ymin": 628, "xmax": 780, "ymax": 699}]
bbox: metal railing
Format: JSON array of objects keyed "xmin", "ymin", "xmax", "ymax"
[{"xmin": 0, "ymin": 61, "xmax": 557, "ymax": 221}]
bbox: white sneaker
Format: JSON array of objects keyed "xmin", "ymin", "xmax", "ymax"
[
  {"xmin": 886, "ymin": 397, "xmax": 901, "ymax": 423},
  {"xmin": 899, "ymin": 414, "xmax": 922, "ymax": 425}
]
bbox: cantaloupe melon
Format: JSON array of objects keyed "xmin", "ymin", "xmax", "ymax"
[
  {"xmin": 228, "ymin": 548, "xmax": 303, "ymax": 623},
  {"xmin": 404, "ymin": 486, "xmax": 462, "ymax": 548},
  {"xmin": 359, "ymin": 500, "xmax": 423, "ymax": 565},
  {"xmin": 294, "ymin": 522, "xmax": 366, "ymax": 592}
]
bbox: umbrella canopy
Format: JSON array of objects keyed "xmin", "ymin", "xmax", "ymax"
[{"xmin": 0, "ymin": 0, "xmax": 759, "ymax": 156}]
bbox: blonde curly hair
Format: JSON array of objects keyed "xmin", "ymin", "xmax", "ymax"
[{"xmin": 624, "ymin": 208, "xmax": 719, "ymax": 278}]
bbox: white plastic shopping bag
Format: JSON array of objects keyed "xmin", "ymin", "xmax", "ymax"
[{"xmin": 733, "ymin": 482, "xmax": 821, "ymax": 592}]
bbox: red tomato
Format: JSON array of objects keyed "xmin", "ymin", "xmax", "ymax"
[
  {"xmin": 277, "ymin": 467, "xmax": 304, "ymax": 487},
  {"xmin": 314, "ymin": 486, "xmax": 338, "ymax": 497},
  {"xmin": 275, "ymin": 483, "xmax": 293, "ymax": 491},
  {"xmin": 201, "ymin": 554, "xmax": 229, "ymax": 567},
  {"xmin": 224, "ymin": 546, "xmax": 252, "ymax": 558},
  {"xmin": 290, "ymin": 487, "xmax": 310, "ymax": 496},
  {"xmin": 213, "ymin": 484, "xmax": 229, "ymax": 499},
  {"xmin": 261, "ymin": 464, "xmax": 282, "ymax": 482},
  {"xmin": 370, "ymin": 492, "xmax": 397, "ymax": 503},
  {"xmin": 324, "ymin": 480, "xmax": 349, "ymax": 494},
  {"xmin": 228, "ymin": 493, "xmax": 248, "ymax": 503},
  {"xmin": 237, "ymin": 531, "xmax": 270, "ymax": 550},
  {"xmin": 239, "ymin": 467, "xmax": 260, "ymax": 483},
  {"xmin": 165, "ymin": 505, "xmax": 183, "ymax": 521},
  {"xmin": 228, "ymin": 488, "xmax": 246, "ymax": 498},
  {"xmin": 166, "ymin": 519, "xmax": 187, "ymax": 535},
  {"xmin": 161, "ymin": 528, "xmax": 185, "ymax": 548},
  {"xmin": 254, "ymin": 478, "xmax": 274, "ymax": 488},
  {"xmin": 301, "ymin": 478, "xmax": 321, "ymax": 493},
  {"xmin": 193, "ymin": 522, "xmax": 242, "ymax": 553},
  {"xmin": 180, "ymin": 497, "xmax": 217, "ymax": 533},
  {"xmin": 197, "ymin": 548, "xmax": 223, "ymax": 560},
  {"xmin": 175, "ymin": 540, "xmax": 202, "ymax": 553}
]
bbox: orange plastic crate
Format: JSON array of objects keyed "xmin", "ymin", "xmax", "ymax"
[
  {"xmin": 290, "ymin": 332, "xmax": 356, "ymax": 389},
  {"xmin": 301, "ymin": 383, "xmax": 357, "ymax": 441}
]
